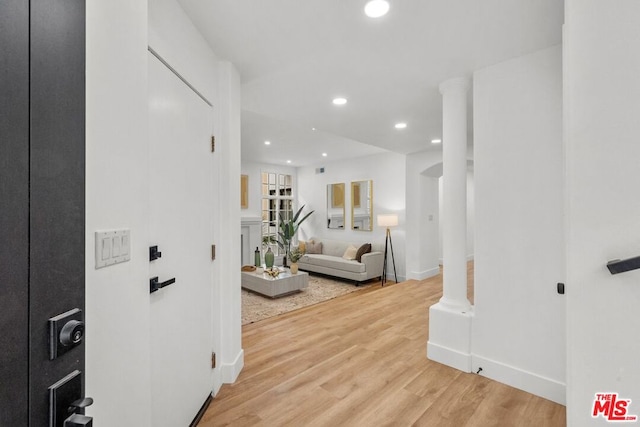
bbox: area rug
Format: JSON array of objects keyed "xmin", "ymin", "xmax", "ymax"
[{"xmin": 242, "ymin": 275, "xmax": 373, "ymax": 325}]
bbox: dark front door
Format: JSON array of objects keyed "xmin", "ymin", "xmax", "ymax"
[{"xmin": 0, "ymin": 0, "xmax": 86, "ymax": 425}]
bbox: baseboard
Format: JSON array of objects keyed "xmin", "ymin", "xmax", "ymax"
[
  {"xmin": 471, "ymin": 354, "xmax": 566, "ymax": 405},
  {"xmin": 221, "ymin": 348, "xmax": 244, "ymax": 384},
  {"xmin": 407, "ymin": 266, "xmax": 440, "ymax": 281},
  {"xmin": 384, "ymin": 273, "xmax": 407, "ymax": 283},
  {"xmin": 427, "ymin": 341, "xmax": 472, "ymax": 372}
]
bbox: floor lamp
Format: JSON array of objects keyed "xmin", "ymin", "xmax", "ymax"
[{"xmin": 377, "ymin": 214, "xmax": 398, "ymax": 286}]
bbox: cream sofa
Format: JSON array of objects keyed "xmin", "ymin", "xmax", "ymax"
[{"xmin": 297, "ymin": 237, "xmax": 383, "ymax": 283}]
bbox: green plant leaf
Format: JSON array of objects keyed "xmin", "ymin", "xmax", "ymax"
[{"xmin": 292, "ymin": 205, "xmax": 305, "ymax": 223}]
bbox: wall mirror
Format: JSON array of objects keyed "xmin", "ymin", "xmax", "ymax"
[
  {"xmin": 261, "ymin": 172, "xmax": 293, "ymax": 255},
  {"xmin": 327, "ymin": 183, "xmax": 345, "ymax": 229},
  {"xmin": 351, "ymin": 180, "xmax": 373, "ymax": 231},
  {"xmin": 240, "ymin": 174, "xmax": 248, "ymax": 209}
]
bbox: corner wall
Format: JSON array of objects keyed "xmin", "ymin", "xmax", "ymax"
[
  {"xmin": 214, "ymin": 61, "xmax": 243, "ymax": 389},
  {"xmin": 405, "ymin": 151, "xmax": 474, "ymax": 280},
  {"xmin": 85, "ymin": 1, "xmax": 151, "ymax": 424},
  {"xmin": 564, "ymin": 1, "xmax": 640, "ymax": 424},
  {"xmin": 405, "ymin": 151, "xmax": 444, "ymax": 280},
  {"xmin": 86, "ymin": 0, "xmax": 242, "ymax": 424},
  {"xmin": 472, "ymin": 45, "xmax": 566, "ymax": 404}
]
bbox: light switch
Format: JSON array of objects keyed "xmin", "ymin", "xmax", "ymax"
[
  {"xmin": 95, "ymin": 229, "xmax": 131, "ymax": 269},
  {"xmin": 112, "ymin": 236, "xmax": 121, "ymax": 257},
  {"xmin": 101, "ymin": 237, "xmax": 111, "ymax": 260},
  {"xmin": 121, "ymin": 233, "xmax": 130, "ymax": 256}
]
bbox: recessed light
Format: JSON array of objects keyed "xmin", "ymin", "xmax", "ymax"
[
  {"xmin": 364, "ymin": 0, "xmax": 389, "ymax": 18},
  {"xmin": 395, "ymin": 122, "xmax": 407, "ymax": 129},
  {"xmin": 431, "ymin": 139, "xmax": 442, "ymax": 144},
  {"xmin": 264, "ymin": 140, "xmax": 271, "ymax": 145},
  {"xmin": 322, "ymin": 153, "xmax": 328, "ymax": 157},
  {"xmin": 286, "ymin": 160, "xmax": 292, "ymax": 164},
  {"xmin": 332, "ymin": 97, "xmax": 347, "ymax": 105},
  {"xmin": 312, "ymin": 127, "xmax": 317, "ymax": 131}
]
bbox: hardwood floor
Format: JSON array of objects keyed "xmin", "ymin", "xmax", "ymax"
[{"xmin": 199, "ymin": 264, "xmax": 565, "ymax": 426}]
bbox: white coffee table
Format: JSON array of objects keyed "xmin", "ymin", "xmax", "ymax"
[{"xmin": 241, "ymin": 268, "xmax": 309, "ymax": 298}]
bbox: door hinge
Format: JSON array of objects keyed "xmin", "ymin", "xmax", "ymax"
[
  {"xmin": 211, "ymin": 136, "xmax": 215, "ymax": 152},
  {"xmin": 211, "ymin": 352, "xmax": 216, "ymax": 369},
  {"xmin": 211, "ymin": 244, "xmax": 216, "ymax": 261}
]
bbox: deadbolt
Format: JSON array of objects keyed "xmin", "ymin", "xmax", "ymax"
[
  {"xmin": 60, "ymin": 320, "xmax": 84, "ymax": 346},
  {"xmin": 49, "ymin": 309, "xmax": 84, "ymax": 360}
]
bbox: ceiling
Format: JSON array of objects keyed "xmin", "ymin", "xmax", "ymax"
[{"xmin": 178, "ymin": 0, "xmax": 564, "ymax": 167}]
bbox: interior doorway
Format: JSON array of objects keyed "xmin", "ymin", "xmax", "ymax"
[{"xmin": 148, "ymin": 51, "xmax": 215, "ymax": 426}]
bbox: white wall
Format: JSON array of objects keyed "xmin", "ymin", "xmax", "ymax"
[
  {"xmin": 472, "ymin": 45, "xmax": 565, "ymax": 404},
  {"xmin": 86, "ymin": 1, "xmax": 151, "ymax": 425},
  {"xmin": 405, "ymin": 151, "xmax": 444, "ymax": 280},
  {"xmin": 405, "ymin": 151, "xmax": 474, "ymax": 280},
  {"xmin": 148, "ymin": 0, "xmax": 216, "ymax": 102},
  {"xmin": 564, "ymin": 1, "xmax": 640, "ymax": 425},
  {"xmin": 297, "ymin": 152, "xmax": 407, "ymax": 281},
  {"xmin": 86, "ymin": 0, "xmax": 242, "ymax": 424},
  {"xmin": 214, "ymin": 61, "xmax": 243, "ymax": 388}
]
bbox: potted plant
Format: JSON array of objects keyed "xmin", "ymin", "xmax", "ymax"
[
  {"xmin": 287, "ymin": 246, "xmax": 305, "ymax": 274},
  {"xmin": 278, "ymin": 205, "xmax": 314, "ymax": 266}
]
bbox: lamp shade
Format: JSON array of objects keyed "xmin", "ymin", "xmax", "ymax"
[{"xmin": 377, "ymin": 214, "xmax": 398, "ymax": 228}]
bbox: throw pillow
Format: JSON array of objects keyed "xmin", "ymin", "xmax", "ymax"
[
  {"xmin": 298, "ymin": 241, "xmax": 306, "ymax": 253},
  {"xmin": 355, "ymin": 243, "xmax": 372, "ymax": 262},
  {"xmin": 306, "ymin": 241, "xmax": 323, "ymax": 254},
  {"xmin": 342, "ymin": 245, "xmax": 358, "ymax": 260}
]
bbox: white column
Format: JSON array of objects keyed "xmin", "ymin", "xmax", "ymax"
[
  {"xmin": 439, "ymin": 77, "xmax": 471, "ymax": 311},
  {"xmin": 427, "ymin": 77, "xmax": 473, "ymax": 373}
]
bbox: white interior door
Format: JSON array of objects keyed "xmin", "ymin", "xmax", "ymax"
[{"xmin": 148, "ymin": 52, "xmax": 214, "ymax": 426}]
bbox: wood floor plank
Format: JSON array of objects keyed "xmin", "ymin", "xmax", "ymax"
[{"xmin": 199, "ymin": 263, "xmax": 565, "ymax": 426}]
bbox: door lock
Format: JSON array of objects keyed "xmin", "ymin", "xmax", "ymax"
[
  {"xmin": 149, "ymin": 245, "xmax": 162, "ymax": 261},
  {"xmin": 49, "ymin": 371, "xmax": 94, "ymax": 427},
  {"xmin": 60, "ymin": 320, "xmax": 84, "ymax": 346},
  {"xmin": 49, "ymin": 309, "xmax": 84, "ymax": 360}
]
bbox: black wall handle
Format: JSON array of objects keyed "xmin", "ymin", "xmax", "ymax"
[
  {"xmin": 607, "ymin": 255, "xmax": 640, "ymax": 275},
  {"xmin": 150, "ymin": 276, "xmax": 176, "ymax": 293}
]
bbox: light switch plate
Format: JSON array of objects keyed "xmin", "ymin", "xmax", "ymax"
[{"xmin": 95, "ymin": 229, "xmax": 131, "ymax": 269}]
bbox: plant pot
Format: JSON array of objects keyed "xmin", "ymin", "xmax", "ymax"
[{"xmin": 290, "ymin": 262, "xmax": 298, "ymax": 274}]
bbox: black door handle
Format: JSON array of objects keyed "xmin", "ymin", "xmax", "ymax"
[
  {"xmin": 150, "ymin": 276, "xmax": 176, "ymax": 293},
  {"xmin": 68, "ymin": 397, "xmax": 93, "ymax": 414}
]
